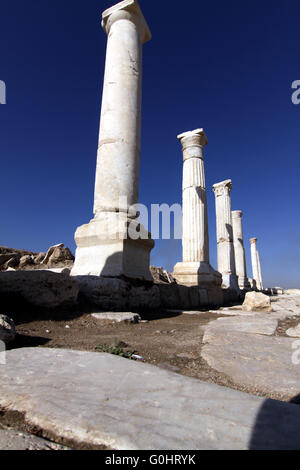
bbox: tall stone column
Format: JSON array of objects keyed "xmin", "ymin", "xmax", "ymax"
[
  {"xmin": 256, "ymin": 250, "xmax": 264, "ymax": 290},
  {"xmin": 173, "ymin": 129, "xmax": 221, "ymax": 287},
  {"xmin": 250, "ymin": 238, "xmax": 262, "ymax": 290},
  {"xmin": 213, "ymin": 180, "xmax": 239, "ymax": 290},
  {"xmin": 71, "ymin": 0, "xmax": 154, "ymax": 280},
  {"xmin": 232, "ymin": 211, "xmax": 250, "ymax": 290}
]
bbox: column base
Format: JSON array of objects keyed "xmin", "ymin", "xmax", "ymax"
[
  {"xmin": 71, "ymin": 213, "xmax": 154, "ymax": 281},
  {"xmin": 238, "ymin": 276, "xmax": 251, "ymax": 290},
  {"xmin": 172, "ymin": 261, "xmax": 222, "ymax": 287},
  {"xmin": 221, "ymin": 273, "xmax": 240, "ymax": 291}
]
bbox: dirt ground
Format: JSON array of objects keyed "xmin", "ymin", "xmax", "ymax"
[{"xmin": 6, "ymin": 307, "xmax": 299, "ymax": 401}]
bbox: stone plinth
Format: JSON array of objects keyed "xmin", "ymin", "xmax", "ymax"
[
  {"xmin": 232, "ymin": 211, "xmax": 250, "ymax": 290},
  {"xmin": 71, "ymin": 0, "xmax": 154, "ymax": 281},
  {"xmin": 213, "ymin": 180, "xmax": 239, "ymax": 290},
  {"xmin": 173, "ymin": 129, "xmax": 222, "ymax": 288}
]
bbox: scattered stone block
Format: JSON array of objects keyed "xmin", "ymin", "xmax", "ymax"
[
  {"xmin": 242, "ymin": 291, "xmax": 272, "ymax": 312},
  {"xmin": 92, "ymin": 312, "xmax": 141, "ymax": 323},
  {"xmin": 0, "ymin": 315, "xmax": 15, "ymax": 343},
  {"xmin": 286, "ymin": 323, "xmax": 300, "ymax": 338}
]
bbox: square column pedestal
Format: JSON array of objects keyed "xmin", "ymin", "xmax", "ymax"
[{"xmin": 71, "ymin": 212, "xmax": 154, "ymax": 281}]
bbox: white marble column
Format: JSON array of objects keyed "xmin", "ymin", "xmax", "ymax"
[
  {"xmin": 232, "ymin": 211, "xmax": 250, "ymax": 290},
  {"xmin": 250, "ymin": 238, "xmax": 262, "ymax": 290},
  {"xmin": 213, "ymin": 180, "xmax": 239, "ymax": 290},
  {"xmin": 71, "ymin": 0, "xmax": 154, "ymax": 280},
  {"xmin": 256, "ymin": 250, "xmax": 264, "ymax": 290},
  {"xmin": 173, "ymin": 129, "xmax": 222, "ymax": 287}
]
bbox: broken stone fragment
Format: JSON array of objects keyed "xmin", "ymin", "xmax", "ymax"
[
  {"xmin": 242, "ymin": 291, "xmax": 272, "ymax": 312},
  {"xmin": 19, "ymin": 255, "xmax": 34, "ymax": 269},
  {"xmin": 0, "ymin": 315, "xmax": 16, "ymax": 343},
  {"xmin": 286, "ymin": 323, "xmax": 300, "ymax": 338}
]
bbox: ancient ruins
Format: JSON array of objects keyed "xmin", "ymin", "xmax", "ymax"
[
  {"xmin": 1, "ymin": 0, "xmax": 299, "ymax": 452},
  {"xmin": 71, "ymin": 0, "xmax": 154, "ymax": 281},
  {"xmin": 67, "ymin": 0, "xmax": 269, "ymax": 309}
]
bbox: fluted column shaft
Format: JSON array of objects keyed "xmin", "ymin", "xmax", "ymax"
[
  {"xmin": 250, "ymin": 237, "xmax": 262, "ymax": 290},
  {"xmin": 173, "ymin": 129, "xmax": 222, "ymax": 288},
  {"xmin": 232, "ymin": 211, "xmax": 250, "ymax": 289},
  {"xmin": 180, "ymin": 131, "xmax": 209, "ymax": 263},
  {"xmin": 256, "ymin": 250, "xmax": 263, "ymax": 290},
  {"xmin": 213, "ymin": 180, "xmax": 238, "ymax": 290}
]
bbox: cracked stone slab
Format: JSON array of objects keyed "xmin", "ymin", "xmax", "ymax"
[
  {"xmin": 204, "ymin": 316, "xmax": 278, "ymax": 337},
  {"xmin": 202, "ymin": 331, "xmax": 300, "ymax": 399},
  {"xmin": 1, "ymin": 348, "xmax": 300, "ymax": 449}
]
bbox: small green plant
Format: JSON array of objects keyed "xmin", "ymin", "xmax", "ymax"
[{"xmin": 95, "ymin": 338, "xmax": 134, "ymax": 359}]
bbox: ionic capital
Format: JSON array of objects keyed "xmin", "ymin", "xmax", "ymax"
[
  {"xmin": 178, "ymin": 128, "xmax": 208, "ymax": 149},
  {"xmin": 250, "ymin": 237, "xmax": 258, "ymax": 245},
  {"xmin": 102, "ymin": 0, "xmax": 152, "ymax": 44},
  {"xmin": 213, "ymin": 179, "xmax": 232, "ymax": 197}
]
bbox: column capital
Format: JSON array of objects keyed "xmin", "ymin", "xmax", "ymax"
[
  {"xmin": 232, "ymin": 210, "xmax": 243, "ymax": 219},
  {"xmin": 177, "ymin": 128, "xmax": 208, "ymax": 149},
  {"xmin": 102, "ymin": 0, "xmax": 152, "ymax": 44},
  {"xmin": 213, "ymin": 179, "xmax": 232, "ymax": 197},
  {"xmin": 250, "ymin": 237, "xmax": 257, "ymax": 244}
]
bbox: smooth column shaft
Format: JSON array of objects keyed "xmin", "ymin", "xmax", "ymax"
[{"xmin": 94, "ymin": 17, "xmax": 143, "ymax": 215}]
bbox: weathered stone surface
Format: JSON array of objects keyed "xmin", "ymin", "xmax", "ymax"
[
  {"xmin": 0, "ymin": 271, "xmax": 79, "ymax": 309},
  {"xmin": 0, "ymin": 315, "xmax": 15, "ymax": 343},
  {"xmin": 76, "ymin": 276, "xmax": 160, "ymax": 312},
  {"xmin": 41, "ymin": 244, "xmax": 64, "ymax": 265},
  {"xmin": 71, "ymin": 0, "xmax": 154, "ymax": 281},
  {"xmin": 286, "ymin": 323, "xmax": 300, "ymax": 338},
  {"xmin": 129, "ymin": 285, "xmax": 160, "ymax": 311},
  {"xmin": 76, "ymin": 276, "xmax": 129, "ymax": 311},
  {"xmin": 204, "ymin": 316, "xmax": 278, "ymax": 337},
  {"xmin": 158, "ymin": 283, "xmax": 225, "ymax": 310},
  {"xmin": 1, "ymin": 348, "xmax": 300, "ymax": 450},
  {"xmin": 150, "ymin": 266, "xmax": 175, "ymax": 284},
  {"xmin": 0, "ymin": 427, "xmax": 69, "ymax": 450},
  {"xmin": 19, "ymin": 255, "xmax": 34, "ymax": 269},
  {"xmin": 202, "ymin": 330, "xmax": 300, "ymax": 399},
  {"xmin": 243, "ymin": 291, "xmax": 272, "ymax": 312},
  {"xmin": 0, "ymin": 254, "xmax": 19, "ymax": 268},
  {"xmin": 34, "ymin": 252, "xmax": 46, "ymax": 264},
  {"xmin": 41, "ymin": 244, "xmax": 74, "ymax": 268},
  {"xmin": 92, "ymin": 312, "xmax": 141, "ymax": 323},
  {"xmin": 4, "ymin": 256, "xmax": 20, "ymax": 270}
]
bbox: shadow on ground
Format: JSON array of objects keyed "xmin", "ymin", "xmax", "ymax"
[{"xmin": 249, "ymin": 395, "xmax": 300, "ymax": 449}]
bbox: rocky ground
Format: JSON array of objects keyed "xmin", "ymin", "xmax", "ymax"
[
  {"xmin": 6, "ymin": 290, "xmax": 300, "ymax": 402},
  {"xmin": 1, "ymin": 290, "xmax": 300, "ymax": 449}
]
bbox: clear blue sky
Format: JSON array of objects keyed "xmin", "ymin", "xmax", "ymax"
[{"xmin": 0, "ymin": 0, "xmax": 299, "ymax": 288}]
